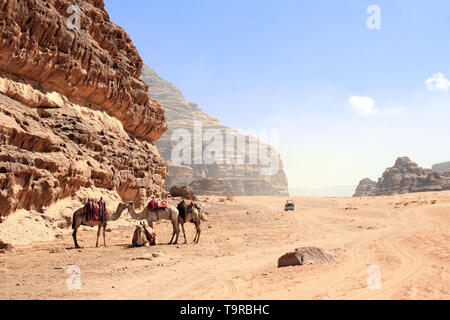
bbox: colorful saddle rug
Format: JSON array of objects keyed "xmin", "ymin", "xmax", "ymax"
[
  {"xmin": 148, "ymin": 199, "xmax": 168, "ymax": 211},
  {"xmin": 84, "ymin": 199, "xmax": 106, "ymax": 223}
]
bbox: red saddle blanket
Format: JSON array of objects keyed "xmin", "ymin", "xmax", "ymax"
[
  {"xmin": 84, "ymin": 201, "xmax": 106, "ymax": 223},
  {"xmin": 148, "ymin": 200, "xmax": 168, "ymax": 211}
]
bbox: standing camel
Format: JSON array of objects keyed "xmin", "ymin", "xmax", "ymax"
[
  {"xmin": 127, "ymin": 201, "xmax": 181, "ymax": 245},
  {"xmin": 177, "ymin": 200, "xmax": 203, "ymax": 244},
  {"xmin": 71, "ymin": 201, "xmax": 131, "ymax": 249}
]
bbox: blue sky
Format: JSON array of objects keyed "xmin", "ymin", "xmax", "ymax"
[{"xmin": 105, "ymin": 0, "xmax": 450, "ymax": 194}]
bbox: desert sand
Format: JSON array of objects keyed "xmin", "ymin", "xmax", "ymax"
[{"xmin": 0, "ymin": 191, "xmax": 449, "ymax": 300}]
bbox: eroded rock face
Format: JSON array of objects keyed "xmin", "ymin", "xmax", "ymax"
[
  {"xmin": 376, "ymin": 157, "xmax": 450, "ymax": 195},
  {"xmin": 189, "ymin": 178, "xmax": 234, "ymax": 196},
  {"xmin": 278, "ymin": 247, "xmax": 336, "ymax": 268},
  {"xmin": 165, "ymin": 162, "xmax": 193, "ymax": 189},
  {"xmin": 0, "ymin": 0, "xmax": 166, "ymax": 142},
  {"xmin": 353, "ymin": 178, "xmax": 377, "ymax": 197},
  {"xmin": 354, "ymin": 157, "xmax": 450, "ymax": 197},
  {"xmin": 0, "ymin": 0, "xmax": 168, "ymax": 217},
  {"xmin": 0, "ymin": 93, "xmax": 167, "ymax": 217},
  {"xmin": 142, "ymin": 64, "xmax": 289, "ymax": 196}
]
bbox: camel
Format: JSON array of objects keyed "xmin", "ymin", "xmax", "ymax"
[
  {"xmin": 127, "ymin": 201, "xmax": 181, "ymax": 245},
  {"xmin": 132, "ymin": 221, "xmax": 157, "ymax": 247},
  {"xmin": 71, "ymin": 201, "xmax": 131, "ymax": 249},
  {"xmin": 177, "ymin": 200, "xmax": 204, "ymax": 244}
]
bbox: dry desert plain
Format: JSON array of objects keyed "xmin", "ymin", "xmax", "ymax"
[{"xmin": 0, "ymin": 192, "xmax": 449, "ymax": 300}]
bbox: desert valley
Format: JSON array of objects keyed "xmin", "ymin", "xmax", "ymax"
[
  {"xmin": 0, "ymin": 0, "xmax": 449, "ymax": 301},
  {"xmin": 0, "ymin": 192, "xmax": 449, "ymax": 300}
]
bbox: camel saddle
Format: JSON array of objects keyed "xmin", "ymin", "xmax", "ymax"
[
  {"xmin": 148, "ymin": 199, "xmax": 168, "ymax": 211},
  {"xmin": 84, "ymin": 199, "xmax": 106, "ymax": 223}
]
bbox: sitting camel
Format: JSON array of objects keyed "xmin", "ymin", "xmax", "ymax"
[
  {"xmin": 132, "ymin": 221, "xmax": 157, "ymax": 247},
  {"xmin": 127, "ymin": 201, "xmax": 181, "ymax": 245},
  {"xmin": 71, "ymin": 200, "xmax": 132, "ymax": 249},
  {"xmin": 177, "ymin": 200, "xmax": 204, "ymax": 244}
]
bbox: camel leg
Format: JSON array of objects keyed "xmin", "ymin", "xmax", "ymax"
[
  {"xmin": 193, "ymin": 222, "xmax": 199, "ymax": 243},
  {"xmin": 180, "ymin": 221, "xmax": 187, "ymax": 244},
  {"xmin": 169, "ymin": 232, "xmax": 175, "ymax": 245},
  {"xmin": 103, "ymin": 222, "xmax": 107, "ymax": 247},
  {"xmin": 96, "ymin": 224, "xmax": 101, "ymax": 248},
  {"xmin": 72, "ymin": 216, "xmax": 82, "ymax": 249},
  {"xmin": 72, "ymin": 226, "xmax": 81, "ymax": 249},
  {"xmin": 195, "ymin": 223, "xmax": 201, "ymax": 244},
  {"xmin": 173, "ymin": 220, "xmax": 180, "ymax": 245},
  {"xmin": 147, "ymin": 217, "xmax": 153, "ymax": 229}
]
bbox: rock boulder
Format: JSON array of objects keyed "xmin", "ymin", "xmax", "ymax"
[
  {"xmin": 278, "ymin": 247, "xmax": 336, "ymax": 268},
  {"xmin": 169, "ymin": 186, "xmax": 195, "ymax": 200}
]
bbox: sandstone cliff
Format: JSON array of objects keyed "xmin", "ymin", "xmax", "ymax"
[
  {"xmin": 432, "ymin": 161, "xmax": 450, "ymax": 172},
  {"xmin": 0, "ymin": 0, "xmax": 167, "ymax": 217},
  {"xmin": 354, "ymin": 157, "xmax": 450, "ymax": 197},
  {"xmin": 141, "ymin": 64, "xmax": 289, "ymax": 196}
]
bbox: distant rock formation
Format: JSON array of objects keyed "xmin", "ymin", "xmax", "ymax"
[
  {"xmin": 353, "ymin": 178, "xmax": 377, "ymax": 197},
  {"xmin": 0, "ymin": 0, "xmax": 167, "ymax": 217},
  {"xmin": 189, "ymin": 178, "xmax": 234, "ymax": 196},
  {"xmin": 432, "ymin": 161, "xmax": 450, "ymax": 172},
  {"xmin": 354, "ymin": 157, "xmax": 450, "ymax": 197},
  {"xmin": 165, "ymin": 162, "xmax": 193, "ymax": 190},
  {"xmin": 141, "ymin": 65, "xmax": 289, "ymax": 196}
]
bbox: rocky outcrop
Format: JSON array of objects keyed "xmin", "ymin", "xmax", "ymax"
[
  {"xmin": 0, "ymin": 0, "xmax": 167, "ymax": 217},
  {"xmin": 432, "ymin": 162, "xmax": 450, "ymax": 172},
  {"xmin": 0, "ymin": 0, "xmax": 166, "ymax": 142},
  {"xmin": 354, "ymin": 157, "xmax": 450, "ymax": 197},
  {"xmin": 353, "ymin": 178, "xmax": 377, "ymax": 197},
  {"xmin": 278, "ymin": 247, "xmax": 336, "ymax": 268},
  {"xmin": 376, "ymin": 157, "xmax": 450, "ymax": 195},
  {"xmin": 0, "ymin": 93, "xmax": 167, "ymax": 217},
  {"xmin": 169, "ymin": 186, "xmax": 195, "ymax": 200},
  {"xmin": 189, "ymin": 178, "xmax": 234, "ymax": 196},
  {"xmin": 141, "ymin": 65, "xmax": 289, "ymax": 196}
]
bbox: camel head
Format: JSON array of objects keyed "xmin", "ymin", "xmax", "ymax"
[
  {"xmin": 132, "ymin": 222, "xmax": 149, "ymax": 247},
  {"xmin": 200, "ymin": 212, "xmax": 208, "ymax": 221},
  {"xmin": 120, "ymin": 202, "xmax": 133, "ymax": 211}
]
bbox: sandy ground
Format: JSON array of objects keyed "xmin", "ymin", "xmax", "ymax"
[{"xmin": 0, "ymin": 192, "xmax": 449, "ymax": 300}]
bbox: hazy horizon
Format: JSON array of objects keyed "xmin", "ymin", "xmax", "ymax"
[{"xmin": 105, "ymin": 0, "xmax": 450, "ymax": 192}]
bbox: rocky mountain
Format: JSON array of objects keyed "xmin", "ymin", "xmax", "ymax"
[
  {"xmin": 354, "ymin": 157, "xmax": 450, "ymax": 197},
  {"xmin": 432, "ymin": 161, "xmax": 450, "ymax": 172},
  {"xmin": 0, "ymin": 0, "xmax": 167, "ymax": 217},
  {"xmin": 141, "ymin": 64, "xmax": 289, "ymax": 196},
  {"xmin": 353, "ymin": 178, "xmax": 377, "ymax": 197}
]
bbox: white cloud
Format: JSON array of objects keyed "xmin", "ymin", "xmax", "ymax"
[
  {"xmin": 348, "ymin": 96, "xmax": 379, "ymax": 117},
  {"xmin": 384, "ymin": 106, "xmax": 406, "ymax": 116},
  {"xmin": 426, "ymin": 73, "xmax": 450, "ymax": 91}
]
